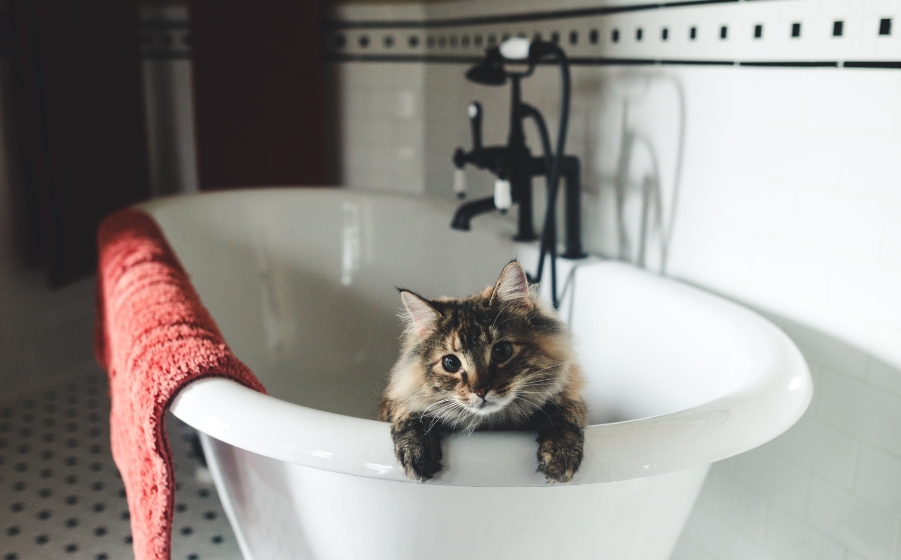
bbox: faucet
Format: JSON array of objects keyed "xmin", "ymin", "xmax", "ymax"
[{"xmin": 450, "ymin": 38, "xmax": 586, "ymax": 307}]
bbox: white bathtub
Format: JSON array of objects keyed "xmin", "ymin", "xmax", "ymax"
[{"xmin": 141, "ymin": 188, "xmax": 811, "ymax": 560}]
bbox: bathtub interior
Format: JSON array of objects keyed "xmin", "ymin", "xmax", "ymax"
[{"xmin": 149, "ymin": 190, "xmax": 752, "ymax": 426}]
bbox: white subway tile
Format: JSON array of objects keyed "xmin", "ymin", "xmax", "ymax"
[
  {"xmin": 839, "ymin": 133, "xmax": 901, "ymax": 204},
  {"xmin": 856, "ymin": 445, "xmax": 901, "ymax": 517},
  {"xmin": 727, "ymin": 532, "xmax": 781, "ymax": 560},
  {"xmin": 765, "ymin": 504, "xmax": 846, "ymax": 560},
  {"xmin": 697, "ymin": 468, "xmax": 767, "ymax": 539},
  {"xmin": 751, "ymin": 235, "xmax": 832, "ymax": 306},
  {"xmin": 671, "ymin": 537, "xmax": 719, "ymax": 560},
  {"xmin": 807, "ymin": 478, "xmax": 900, "ymax": 560},
  {"xmin": 778, "ymin": 306, "xmax": 870, "ymax": 379},
  {"xmin": 791, "ymin": 189, "xmax": 885, "ymax": 262},
  {"xmin": 770, "ymin": 417, "xmax": 859, "ymax": 489},
  {"xmin": 817, "ymin": 368, "xmax": 901, "ymax": 456},
  {"xmin": 868, "ymin": 325, "xmax": 901, "ymax": 397},
  {"xmin": 881, "ymin": 203, "xmax": 901, "ymax": 266},
  {"xmin": 683, "ymin": 501, "xmax": 735, "ymax": 559},
  {"xmin": 730, "ymin": 446, "xmax": 811, "ymax": 517},
  {"xmin": 829, "ymin": 258, "xmax": 901, "ymax": 330},
  {"xmin": 802, "ymin": 71, "xmax": 901, "ymax": 135}
]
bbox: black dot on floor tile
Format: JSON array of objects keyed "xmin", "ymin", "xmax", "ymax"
[
  {"xmin": 197, "ymin": 489, "xmax": 210, "ymax": 498},
  {"xmin": 90, "ymin": 444, "xmax": 101, "ymax": 454},
  {"xmin": 96, "ymin": 554, "xmax": 108, "ymax": 560},
  {"xmin": 180, "ymin": 526, "xmax": 193, "ymax": 536},
  {"xmin": 92, "ymin": 502, "xmax": 105, "ymax": 512},
  {"xmin": 40, "ymin": 468, "xmax": 52, "ymax": 478},
  {"xmin": 187, "ymin": 555, "xmax": 198, "ymax": 560},
  {"xmin": 4, "ymin": 553, "xmax": 17, "ymax": 560},
  {"xmin": 37, "ymin": 509, "xmax": 51, "ymax": 519},
  {"xmin": 212, "ymin": 535, "xmax": 223, "ymax": 544},
  {"xmin": 65, "ymin": 544, "xmax": 78, "ymax": 553},
  {"xmin": 6, "ymin": 525, "xmax": 20, "ymax": 535},
  {"xmin": 203, "ymin": 511, "xmax": 216, "ymax": 520},
  {"xmin": 43, "ymin": 418, "xmax": 54, "ymax": 427},
  {"xmin": 124, "ymin": 535, "xmax": 133, "ymax": 544},
  {"xmin": 11, "ymin": 502, "xmax": 23, "ymax": 512},
  {"xmin": 91, "ymin": 462, "xmax": 102, "ymax": 472},
  {"xmin": 41, "ymin": 450, "xmax": 53, "ymax": 459},
  {"xmin": 66, "ymin": 518, "xmax": 79, "ymax": 528},
  {"xmin": 118, "ymin": 489, "xmax": 126, "ymax": 498},
  {"xmin": 13, "ymin": 481, "xmax": 25, "ymax": 490},
  {"xmin": 176, "ymin": 503, "xmax": 187, "ymax": 512},
  {"xmin": 66, "ymin": 475, "xmax": 77, "ymax": 484},
  {"xmin": 65, "ymin": 495, "xmax": 78, "ymax": 505},
  {"xmin": 120, "ymin": 511, "xmax": 130, "ymax": 520},
  {"xmin": 66, "ymin": 423, "xmax": 76, "ymax": 432},
  {"xmin": 14, "ymin": 462, "xmax": 26, "ymax": 472},
  {"xmin": 92, "ymin": 481, "xmax": 103, "ymax": 491},
  {"xmin": 36, "ymin": 534, "xmax": 48, "ymax": 544},
  {"xmin": 90, "ymin": 428, "xmax": 100, "ymax": 437},
  {"xmin": 39, "ymin": 488, "xmax": 51, "ymax": 498},
  {"xmin": 17, "ymin": 443, "xmax": 29, "ymax": 453},
  {"xmin": 66, "ymin": 438, "xmax": 78, "ymax": 448},
  {"xmin": 94, "ymin": 526, "xmax": 107, "ymax": 536}
]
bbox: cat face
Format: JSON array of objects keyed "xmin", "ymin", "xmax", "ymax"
[{"xmin": 394, "ymin": 261, "xmax": 573, "ymax": 429}]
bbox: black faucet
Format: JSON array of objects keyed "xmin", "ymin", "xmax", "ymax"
[{"xmin": 451, "ymin": 39, "xmax": 585, "ymax": 270}]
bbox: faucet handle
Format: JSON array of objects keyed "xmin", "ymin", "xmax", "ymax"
[
  {"xmin": 468, "ymin": 102, "xmax": 483, "ymax": 151},
  {"xmin": 453, "ymin": 168, "xmax": 467, "ymax": 199},
  {"xmin": 493, "ymin": 178, "xmax": 512, "ymax": 213}
]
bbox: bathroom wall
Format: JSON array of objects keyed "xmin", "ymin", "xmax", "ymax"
[
  {"xmin": 328, "ymin": 1, "xmax": 901, "ymax": 559},
  {"xmin": 0, "ymin": 67, "xmax": 98, "ymax": 398}
]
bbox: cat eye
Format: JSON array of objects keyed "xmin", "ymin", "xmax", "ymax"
[
  {"xmin": 442, "ymin": 355, "xmax": 462, "ymax": 373},
  {"xmin": 492, "ymin": 341, "xmax": 513, "ymax": 362}
]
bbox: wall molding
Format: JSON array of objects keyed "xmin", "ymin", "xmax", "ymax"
[{"xmin": 325, "ymin": 0, "xmax": 901, "ymax": 70}]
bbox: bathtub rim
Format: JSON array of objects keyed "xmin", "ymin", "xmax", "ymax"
[{"xmin": 141, "ymin": 188, "xmax": 812, "ymax": 487}]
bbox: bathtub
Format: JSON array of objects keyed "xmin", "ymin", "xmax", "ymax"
[{"xmin": 141, "ymin": 188, "xmax": 811, "ymax": 560}]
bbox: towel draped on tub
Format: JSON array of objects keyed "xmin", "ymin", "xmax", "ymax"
[{"xmin": 95, "ymin": 208, "xmax": 265, "ymax": 560}]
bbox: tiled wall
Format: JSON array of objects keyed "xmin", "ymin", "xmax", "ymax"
[{"xmin": 331, "ymin": 1, "xmax": 901, "ymax": 559}]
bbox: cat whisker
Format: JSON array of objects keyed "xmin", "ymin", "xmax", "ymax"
[{"xmin": 419, "ymin": 398, "xmax": 453, "ymax": 422}]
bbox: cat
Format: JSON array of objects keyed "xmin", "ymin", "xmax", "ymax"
[{"xmin": 379, "ymin": 260, "xmax": 587, "ymax": 483}]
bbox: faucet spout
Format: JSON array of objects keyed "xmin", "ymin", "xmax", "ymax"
[{"xmin": 451, "ymin": 196, "xmax": 497, "ymax": 230}]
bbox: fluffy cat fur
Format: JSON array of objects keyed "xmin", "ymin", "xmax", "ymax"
[{"xmin": 379, "ymin": 261, "xmax": 587, "ymax": 483}]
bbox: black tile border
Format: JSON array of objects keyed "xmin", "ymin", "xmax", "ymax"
[
  {"xmin": 327, "ymin": 53, "xmax": 901, "ymax": 70},
  {"xmin": 325, "ymin": 0, "xmax": 738, "ymax": 30}
]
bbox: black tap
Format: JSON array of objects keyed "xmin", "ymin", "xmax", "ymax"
[{"xmin": 450, "ymin": 40, "xmax": 586, "ymax": 259}]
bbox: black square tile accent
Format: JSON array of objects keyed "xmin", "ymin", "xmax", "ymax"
[
  {"xmin": 636, "ymin": 28, "xmax": 643, "ymax": 41},
  {"xmin": 661, "ymin": 27, "xmax": 669, "ymax": 41},
  {"xmin": 569, "ymin": 30, "xmax": 578, "ymax": 45},
  {"xmin": 754, "ymin": 24, "xmax": 762, "ymax": 39},
  {"xmin": 612, "ymin": 28, "xmax": 620, "ymax": 43},
  {"xmin": 690, "ymin": 26, "xmax": 697, "ymax": 40},
  {"xmin": 589, "ymin": 29, "xmax": 598, "ymax": 44},
  {"xmin": 720, "ymin": 26, "xmax": 728, "ymax": 39},
  {"xmin": 879, "ymin": 18, "xmax": 892, "ymax": 36},
  {"xmin": 792, "ymin": 22, "xmax": 801, "ymax": 38}
]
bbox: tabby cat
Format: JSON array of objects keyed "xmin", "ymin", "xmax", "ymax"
[{"xmin": 379, "ymin": 261, "xmax": 587, "ymax": 483}]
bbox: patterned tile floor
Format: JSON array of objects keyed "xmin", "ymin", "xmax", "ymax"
[{"xmin": 0, "ymin": 369, "xmax": 242, "ymax": 560}]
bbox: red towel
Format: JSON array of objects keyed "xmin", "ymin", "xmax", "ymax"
[{"xmin": 94, "ymin": 208, "xmax": 265, "ymax": 560}]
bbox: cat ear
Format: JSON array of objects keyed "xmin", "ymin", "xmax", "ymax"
[
  {"xmin": 490, "ymin": 261, "xmax": 533, "ymax": 310},
  {"xmin": 399, "ymin": 290, "xmax": 440, "ymax": 336}
]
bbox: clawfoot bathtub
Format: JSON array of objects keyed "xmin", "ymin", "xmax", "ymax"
[{"xmin": 140, "ymin": 189, "xmax": 810, "ymax": 560}]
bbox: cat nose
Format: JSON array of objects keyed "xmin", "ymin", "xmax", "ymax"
[{"xmin": 472, "ymin": 386, "xmax": 490, "ymax": 399}]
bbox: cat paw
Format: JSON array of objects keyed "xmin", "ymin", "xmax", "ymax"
[
  {"xmin": 537, "ymin": 433, "xmax": 583, "ymax": 483},
  {"xmin": 395, "ymin": 436, "xmax": 443, "ymax": 482}
]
